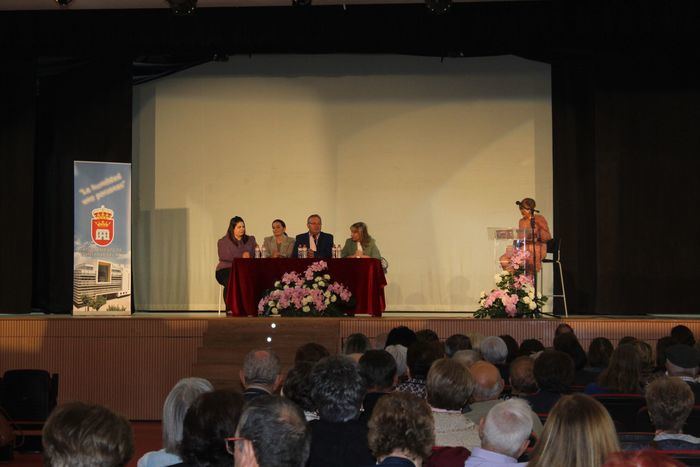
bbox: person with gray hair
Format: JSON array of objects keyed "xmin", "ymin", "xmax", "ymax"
[
  {"xmin": 466, "ymin": 361, "xmax": 543, "ymax": 436},
  {"xmin": 138, "ymin": 377, "xmax": 214, "ymax": 467},
  {"xmin": 481, "ymin": 336, "xmax": 510, "ymax": 381},
  {"xmin": 241, "ymin": 349, "xmax": 282, "ymax": 401},
  {"xmin": 233, "ymin": 395, "xmax": 311, "ymax": 467},
  {"xmin": 307, "ymin": 356, "xmax": 373, "ymax": 467},
  {"xmin": 465, "ymin": 398, "xmax": 534, "ymax": 466},
  {"xmin": 385, "ymin": 344, "xmax": 408, "ymax": 380}
]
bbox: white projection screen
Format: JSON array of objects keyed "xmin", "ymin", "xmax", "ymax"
[{"xmin": 132, "ymin": 54, "xmax": 552, "ymax": 312}]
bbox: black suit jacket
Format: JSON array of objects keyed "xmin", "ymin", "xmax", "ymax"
[{"xmin": 292, "ymin": 231, "xmax": 334, "ymax": 259}]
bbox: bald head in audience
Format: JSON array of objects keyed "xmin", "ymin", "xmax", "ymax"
[{"xmin": 469, "ymin": 361, "xmax": 504, "ymax": 402}]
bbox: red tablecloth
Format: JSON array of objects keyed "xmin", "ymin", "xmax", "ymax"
[{"xmin": 226, "ymin": 258, "xmax": 387, "ymax": 317}]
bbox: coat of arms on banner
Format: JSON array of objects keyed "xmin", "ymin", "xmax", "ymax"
[{"xmin": 91, "ymin": 205, "xmax": 115, "ymax": 247}]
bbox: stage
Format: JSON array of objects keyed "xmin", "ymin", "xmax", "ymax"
[{"xmin": 0, "ymin": 312, "xmax": 697, "ymax": 420}]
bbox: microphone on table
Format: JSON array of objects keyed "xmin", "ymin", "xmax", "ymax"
[{"xmin": 515, "ymin": 200, "xmax": 540, "ymax": 213}]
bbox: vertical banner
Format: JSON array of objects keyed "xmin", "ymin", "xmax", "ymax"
[{"xmin": 73, "ymin": 162, "xmax": 131, "ymax": 315}]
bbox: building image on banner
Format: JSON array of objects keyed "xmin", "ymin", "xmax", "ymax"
[{"xmin": 73, "ymin": 162, "xmax": 131, "ymax": 315}]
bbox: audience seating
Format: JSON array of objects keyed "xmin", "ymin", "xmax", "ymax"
[
  {"xmin": 425, "ymin": 446, "xmax": 470, "ymax": 467},
  {"xmin": 654, "ymin": 450, "xmax": 700, "ymax": 466},
  {"xmin": 635, "ymin": 405, "xmax": 700, "ymax": 437},
  {"xmin": 591, "ymin": 394, "xmax": 646, "ymax": 432}
]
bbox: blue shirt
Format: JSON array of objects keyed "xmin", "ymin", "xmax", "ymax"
[{"xmin": 464, "ymin": 447, "xmax": 527, "ymax": 467}]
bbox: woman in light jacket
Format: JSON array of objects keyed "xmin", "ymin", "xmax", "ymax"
[
  {"xmin": 262, "ymin": 219, "xmax": 295, "ymax": 258},
  {"xmin": 341, "ymin": 222, "xmax": 382, "ymax": 259}
]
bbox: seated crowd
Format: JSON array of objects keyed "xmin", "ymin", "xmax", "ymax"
[{"xmin": 40, "ymin": 324, "xmax": 700, "ymax": 467}]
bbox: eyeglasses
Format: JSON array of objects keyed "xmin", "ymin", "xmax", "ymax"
[{"xmin": 225, "ymin": 436, "xmax": 247, "ymax": 455}]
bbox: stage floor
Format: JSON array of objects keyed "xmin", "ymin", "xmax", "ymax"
[{"xmin": 1, "ymin": 312, "xmax": 697, "ymax": 419}]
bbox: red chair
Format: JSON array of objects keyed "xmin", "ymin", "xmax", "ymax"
[
  {"xmin": 652, "ymin": 450, "xmax": 700, "ymax": 466},
  {"xmin": 592, "ymin": 394, "xmax": 646, "ymax": 432},
  {"xmin": 425, "ymin": 446, "xmax": 471, "ymax": 467}
]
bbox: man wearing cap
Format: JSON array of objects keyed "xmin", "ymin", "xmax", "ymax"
[{"xmin": 665, "ymin": 344, "xmax": 700, "ymax": 404}]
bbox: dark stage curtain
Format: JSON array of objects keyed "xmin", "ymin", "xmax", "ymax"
[
  {"xmin": 0, "ymin": 61, "xmax": 36, "ymax": 313},
  {"xmin": 553, "ymin": 59, "xmax": 700, "ymax": 315},
  {"xmin": 31, "ymin": 59, "xmax": 132, "ymax": 313}
]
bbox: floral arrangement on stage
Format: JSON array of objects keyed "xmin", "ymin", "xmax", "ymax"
[
  {"xmin": 474, "ymin": 248, "xmax": 547, "ymax": 319},
  {"xmin": 257, "ymin": 261, "xmax": 354, "ymax": 317}
]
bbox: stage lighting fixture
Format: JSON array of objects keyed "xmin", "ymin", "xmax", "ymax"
[
  {"xmin": 166, "ymin": 0, "xmax": 198, "ymax": 15},
  {"xmin": 426, "ymin": 0, "xmax": 451, "ymax": 14},
  {"xmin": 292, "ymin": 0, "xmax": 312, "ymax": 7},
  {"xmin": 55, "ymin": 0, "xmax": 73, "ymax": 6}
]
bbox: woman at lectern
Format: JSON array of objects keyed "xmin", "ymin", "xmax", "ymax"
[
  {"xmin": 341, "ymin": 222, "xmax": 382, "ymax": 259},
  {"xmin": 262, "ymin": 219, "xmax": 295, "ymax": 258},
  {"xmin": 499, "ymin": 198, "xmax": 551, "ymax": 274},
  {"xmin": 215, "ymin": 216, "xmax": 257, "ymax": 303}
]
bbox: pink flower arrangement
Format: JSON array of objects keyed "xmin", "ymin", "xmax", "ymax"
[
  {"xmin": 258, "ymin": 261, "xmax": 353, "ymax": 317},
  {"xmin": 475, "ymin": 258, "xmax": 547, "ymax": 319}
]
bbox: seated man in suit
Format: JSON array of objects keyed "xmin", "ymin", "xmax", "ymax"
[{"xmin": 292, "ymin": 214, "xmax": 334, "ymax": 259}]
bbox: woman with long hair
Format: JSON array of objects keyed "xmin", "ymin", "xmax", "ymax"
[
  {"xmin": 528, "ymin": 394, "xmax": 620, "ymax": 467},
  {"xmin": 341, "ymin": 222, "xmax": 382, "ymax": 259},
  {"xmin": 215, "ymin": 216, "xmax": 257, "ymax": 307},
  {"xmin": 585, "ymin": 344, "xmax": 642, "ymax": 394}
]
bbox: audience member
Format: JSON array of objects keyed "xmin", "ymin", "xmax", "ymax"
[
  {"xmin": 395, "ymin": 341, "xmax": 444, "ymax": 399},
  {"xmin": 655, "ymin": 336, "xmax": 678, "ymax": 372},
  {"xmin": 138, "ymin": 377, "xmax": 213, "ymax": 467},
  {"xmin": 415, "ymin": 329, "xmax": 440, "ymax": 344},
  {"xmin": 344, "ymin": 333, "xmax": 371, "ymax": 361},
  {"xmin": 527, "ymin": 350, "xmax": 574, "ymax": 414},
  {"xmin": 619, "ymin": 336, "xmax": 638, "ymax": 347},
  {"xmin": 589, "ymin": 337, "xmax": 614, "ymax": 368},
  {"xmin": 553, "ymin": 332, "xmax": 587, "ymax": 374},
  {"xmin": 386, "ymin": 345, "xmax": 408, "ymax": 381},
  {"xmin": 554, "ymin": 323, "xmax": 574, "ymax": 337},
  {"xmin": 480, "ymin": 336, "xmax": 510, "ymax": 381},
  {"xmin": 173, "ymin": 390, "xmax": 244, "ymax": 467},
  {"xmin": 240, "ymin": 349, "xmax": 282, "ymax": 401},
  {"xmin": 452, "ymin": 349, "xmax": 481, "ymax": 368},
  {"xmin": 528, "ymin": 394, "xmax": 620, "ymax": 467},
  {"xmin": 385, "ymin": 326, "xmax": 417, "ymax": 348},
  {"xmin": 665, "ymin": 344, "xmax": 700, "ymax": 403},
  {"xmin": 374, "ymin": 332, "xmax": 389, "ymax": 350},
  {"xmin": 364, "ymin": 393, "xmax": 435, "ymax": 467},
  {"xmin": 294, "ymin": 342, "xmax": 330, "ymax": 365},
  {"xmin": 444, "ymin": 334, "xmax": 471, "ymax": 358},
  {"xmin": 282, "ymin": 361, "xmax": 317, "ymax": 421},
  {"xmin": 499, "ymin": 335, "xmax": 519, "ymax": 364},
  {"xmin": 509, "ymin": 356, "xmax": 538, "ymax": 398},
  {"xmin": 426, "ymin": 358, "xmax": 480, "ymax": 450},
  {"xmin": 467, "ymin": 332, "xmax": 484, "ymax": 351},
  {"xmin": 671, "ymin": 324, "xmax": 696, "ymax": 347},
  {"xmin": 465, "ymin": 399, "xmax": 534, "ymax": 467},
  {"xmin": 359, "ymin": 350, "xmax": 398, "ymax": 422},
  {"xmin": 644, "ymin": 377, "xmax": 700, "ymax": 450},
  {"xmin": 516, "ymin": 338, "xmax": 545, "ymax": 357},
  {"xmin": 308, "ymin": 356, "xmax": 373, "ymax": 467},
  {"xmin": 233, "ymin": 395, "xmax": 311, "ymax": 467},
  {"xmin": 43, "ymin": 402, "xmax": 133, "ymax": 467},
  {"xmin": 468, "ymin": 361, "xmax": 543, "ymax": 436},
  {"xmin": 585, "ymin": 344, "xmax": 642, "ymax": 395},
  {"xmin": 603, "ymin": 450, "xmax": 684, "ymax": 467},
  {"xmin": 633, "ymin": 340, "xmax": 655, "ymax": 386}
]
